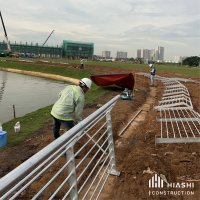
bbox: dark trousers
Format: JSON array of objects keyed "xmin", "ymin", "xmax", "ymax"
[
  {"xmin": 80, "ymin": 64, "xmax": 84, "ymax": 69},
  {"xmin": 52, "ymin": 117, "xmax": 75, "ymax": 139}
]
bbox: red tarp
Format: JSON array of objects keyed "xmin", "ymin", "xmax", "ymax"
[{"xmin": 90, "ymin": 73, "xmax": 135, "ymax": 90}]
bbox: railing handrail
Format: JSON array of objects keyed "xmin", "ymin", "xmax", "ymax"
[{"xmin": 0, "ymin": 94, "xmax": 120, "ymax": 194}]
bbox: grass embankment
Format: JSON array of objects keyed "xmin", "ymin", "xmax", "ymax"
[
  {"xmin": 46, "ymin": 58, "xmax": 200, "ymax": 78},
  {"xmin": 1, "ymin": 58, "xmax": 200, "ymax": 77},
  {"xmin": 81, "ymin": 61, "xmax": 200, "ymax": 78},
  {"xmin": 0, "ymin": 60, "xmax": 107, "ymax": 149}
]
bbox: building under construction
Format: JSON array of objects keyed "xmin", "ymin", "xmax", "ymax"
[
  {"xmin": 0, "ymin": 11, "xmax": 94, "ymax": 59},
  {"xmin": 0, "ymin": 41, "xmax": 62, "ymax": 58},
  {"xmin": 62, "ymin": 40, "xmax": 94, "ymax": 59},
  {"xmin": 0, "ymin": 40, "xmax": 94, "ymax": 59}
]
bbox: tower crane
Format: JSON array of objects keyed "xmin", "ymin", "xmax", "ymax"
[
  {"xmin": 0, "ymin": 11, "xmax": 11, "ymax": 54},
  {"xmin": 42, "ymin": 30, "xmax": 54, "ymax": 47}
]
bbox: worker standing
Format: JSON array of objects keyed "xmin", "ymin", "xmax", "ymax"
[
  {"xmin": 51, "ymin": 78, "xmax": 92, "ymax": 139},
  {"xmin": 149, "ymin": 64, "xmax": 156, "ymax": 86},
  {"xmin": 80, "ymin": 59, "xmax": 84, "ymax": 69}
]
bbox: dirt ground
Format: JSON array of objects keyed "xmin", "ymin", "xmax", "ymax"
[{"xmin": 0, "ymin": 63, "xmax": 200, "ymax": 200}]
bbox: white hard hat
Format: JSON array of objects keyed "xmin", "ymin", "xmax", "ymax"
[
  {"xmin": 80, "ymin": 78, "xmax": 92, "ymax": 89},
  {"xmin": 149, "ymin": 64, "xmax": 153, "ymax": 67}
]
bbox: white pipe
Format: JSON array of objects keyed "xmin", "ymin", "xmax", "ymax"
[{"xmin": 118, "ymin": 109, "xmax": 142, "ymax": 136}]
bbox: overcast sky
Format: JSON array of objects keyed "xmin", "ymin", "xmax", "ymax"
[{"xmin": 0, "ymin": 0, "xmax": 199, "ymax": 60}]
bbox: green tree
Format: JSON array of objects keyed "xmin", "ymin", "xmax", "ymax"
[{"xmin": 182, "ymin": 56, "xmax": 200, "ymax": 67}]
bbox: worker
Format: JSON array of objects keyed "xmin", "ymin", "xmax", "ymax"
[
  {"xmin": 80, "ymin": 59, "xmax": 84, "ymax": 69},
  {"xmin": 51, "ymin": 78, "xmax": 92, "ymax": 139},
  {"xmin": 149, "ymin": 64, "xmax": 156, "ymax": 86}
]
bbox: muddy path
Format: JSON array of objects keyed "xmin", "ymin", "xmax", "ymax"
[{"xmin": 102, "ymin": 79, "xmax": 200, "ymax": 200}]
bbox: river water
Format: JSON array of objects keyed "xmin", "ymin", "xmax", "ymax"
[{"xmin": 0, "ymin": 71, "xmax": 66, "ymax": 124}]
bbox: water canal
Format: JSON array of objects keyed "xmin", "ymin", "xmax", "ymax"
[{"xmin": 0, "ymin": 70, "xmax": 65, "ymax": 123}]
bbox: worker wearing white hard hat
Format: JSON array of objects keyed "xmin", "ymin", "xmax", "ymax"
[
  {"xmin": 79, "ymin": 78, "xmax": 92, "ymax": 89},
  {"xmin": 51, "ymin": 78, "xmax": 92, "ymax": 139},
  {"xmin": 149, "ymin": 64, "xmax": 156, "ymax": 86},
  {"xmin": 149, "ymin": 64, "xmax": 153, "ymax": 68}
]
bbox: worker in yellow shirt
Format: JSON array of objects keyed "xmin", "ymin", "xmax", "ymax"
[{"xmin": 51, "ymin": 78, "xmax": 92, "ymax": 139}]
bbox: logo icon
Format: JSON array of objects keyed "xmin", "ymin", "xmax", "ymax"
[{"xmin": 149, "ymin": 173, "xmax": 164, "ymax": 188}]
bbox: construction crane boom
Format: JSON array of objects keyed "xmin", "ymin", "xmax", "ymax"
[
  {"xmin": 42, "ymin": 30, "xmax": 54, "ymax": 47},
  {"xmin": 0, "ymin": 11, "xmax": 11, "ymax": 52}
]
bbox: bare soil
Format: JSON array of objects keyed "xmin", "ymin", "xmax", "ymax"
[{"xmin": 0, "ymin": 64, "xmax": 200, "ymax": 200}]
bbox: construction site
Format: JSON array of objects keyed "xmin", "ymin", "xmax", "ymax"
[
  {"xmin": 0, "ymin": 9, "xmax": 200, "ymax": 200},
  {"xmin": 0, "ymin": 11, "xmax": 94, "ymax": 59},
  {"xmin": 0, "ymin": 60, "xmax": 199, "ymax": 200}
]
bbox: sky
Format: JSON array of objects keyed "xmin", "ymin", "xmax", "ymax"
[{"xmin": 0, "ymin": 0, "xmax": 200, "ymax": 60}]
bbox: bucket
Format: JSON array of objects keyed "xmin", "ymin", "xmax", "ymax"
[{"xmin": 0, "ymin": 131, "xmax": 7, "ymax": 148}]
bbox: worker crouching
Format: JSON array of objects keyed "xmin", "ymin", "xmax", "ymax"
[{"xmin": 51, "ymin": 78, "xmax": 92, "ymax": 139}]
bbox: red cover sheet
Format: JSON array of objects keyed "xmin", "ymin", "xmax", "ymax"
[{"xmin": 90, "ymin": 73, "xmax": 134, "ymax": 90}]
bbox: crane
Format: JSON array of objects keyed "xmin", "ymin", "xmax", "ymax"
[
  {"xmin": 42, "ymin": 30, "xmax": 54, "ymax": 47},
  {"xmin": 0, "ymin": 11, "xmax": 11, "ymax": 54}
]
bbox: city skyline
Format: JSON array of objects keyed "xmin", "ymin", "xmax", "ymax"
[
  {"xmin": 0, "ymin": 0, "xmax": 199, "ymax": 60},
  {"xmin": 137, "ymin": 46, "xmax": 164, "ymax": 61}
]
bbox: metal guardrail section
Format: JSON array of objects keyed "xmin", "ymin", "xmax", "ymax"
[
  {"xmin": 136, "ymin": 72, "xmax": 200, "ymax": 144},
  {"xmin": 156, "ymin": 108, "xmax": 200, "ymax": 144},
  {"xmin": 136, "ymin": 72, "xmax": 200, "ymax": 84},
  {"xmin": 162, "ymin": 86, "xmax": 190, "ymax": 97},
  {"xmin": 155, "ymin": 81, "xmax": 193, "ymax": 110},
  {"xmin": 154, "ymin": 95, "xmax": 193, "ymax": 110},
  {"xmin": 0, "ymin": 95, "xmax": 121, "ymax": 200},
  {"xmin": 154, "ymin": 78, "xmax": 200, "ymax": 144}
]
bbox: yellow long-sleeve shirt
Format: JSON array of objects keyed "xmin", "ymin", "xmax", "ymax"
[{"xmin": 51, "ymin": 85, "xmax": 85, "ymax": 123}]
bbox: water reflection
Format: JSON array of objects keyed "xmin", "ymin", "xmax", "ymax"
[
  {"xmin": 0, "ymin": 71, "xmax": 7, "ymax": 103},
  {"xmin": 0, "ymin": 71, "xmax": 65, "ymax": 123}
]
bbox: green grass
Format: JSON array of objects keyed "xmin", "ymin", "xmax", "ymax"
[
  {"xmin": 1, "ymin": 58, "xmax": 200, "ymax": 78},
  {"xmin": 85, "ymin": 61, "xmax": 200, "ymax": 78},
  {"xmin": 2, "ymin": 106, "xmax": 52, "ymax": 148},
  {"xmin": 157, "ymin": 65, "xmax": 200, "ymax": 77},
  {"xmin": 0, "ymin": 59, "xmax": 90, "ymax": 78}
]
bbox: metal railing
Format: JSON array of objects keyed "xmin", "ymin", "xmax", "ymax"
[
  {"xmin": 154, "ymin": 78, "xmax": 200, "ymax": 144},
  {"xmin": 0, "ymin": 95, "xmax": 121, "ymax": 200}
]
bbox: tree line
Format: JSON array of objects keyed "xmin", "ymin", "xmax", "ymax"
[{"xmin": 182, "ymin": 56, "xmax": 200, "ymax": 67}]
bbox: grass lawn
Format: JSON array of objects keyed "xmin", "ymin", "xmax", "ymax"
[{"xmin": 1, "ymin": 58, "xmax": 200, "ymax": 78}]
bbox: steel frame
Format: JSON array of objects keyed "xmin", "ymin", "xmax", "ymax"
[
  {"xmin": 156, "ymin": 108, "xmax": 200, "ymax": 144},
  {"xmin": 163, "ymin": 87, "xmax": 190, "ymax": 97},
  {"xmin": 152, "ymin": 76, "xmax": 200, "ymax": 144},
  {"xmin": 155, "ymin": 94, "xmax": 193, "ymax": 110},
  {"xmin": 136, "ymin": 73, "xmax": 200, "ymax": 144}
]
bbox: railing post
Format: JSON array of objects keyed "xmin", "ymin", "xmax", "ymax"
[
  {"xmin": 106, "ymin": 110, "xmax": 120, "ymax": 176},
  {"xmin": 66, "ymin": 143, "xmax": 78, "ymax": 200}
]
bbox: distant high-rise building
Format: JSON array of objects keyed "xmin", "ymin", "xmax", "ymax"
[
  {"xmin": 102, "ymin": 51, "xmax": 111, "ymax": 59},
  {"xmin": 150, "ymin": 49, "xmax": 156, "ymax": 61},
  {"xmin": 139, "ymin": 46, "xmax": 165, "ymax": 62},
  {"xmin": 155, "ymin": 50, "xmax": 159, "ymax": 61},
  {"xmin": 158, "ymin": 46, "xmax": 164, "ymax": 61},
  {"xmin": 137, "ymin": 49, "xmax": 142, "ymax": 58},
  {"xmin": 143, "ymin": 49, "xmax": 150, "ymax": 60},
  {"xmin": 116, "ymin": 51, "xmax": 128, "ymax": 59}
]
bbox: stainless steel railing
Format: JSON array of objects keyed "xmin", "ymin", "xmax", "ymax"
[{"xmin": 0, "ymin": 95, "xmax": 120, "ymax": 200}]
